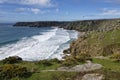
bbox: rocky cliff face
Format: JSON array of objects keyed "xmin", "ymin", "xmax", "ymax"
[
  {"xmin": 14, "ymin": 19, "xmax": 120, "ymax": 32},
  {"xmin": 63, "ymin": 19, "xmax": 120, "ymax": 32},
  {"xmin": 61, "ymin": 18, "xmax": 120, "ymax": 58},
  {"xmin": 65, "ymin": 27, "xmax": 120, "ymax": 58}
]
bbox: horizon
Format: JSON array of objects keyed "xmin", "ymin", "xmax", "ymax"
[
  {"xmin": 0, "ymin": 0, "xmax": 120, "ymax": 23},
  {"xmin": 0, "ymin": 18, "xmax": 120, "ymax": 24}
]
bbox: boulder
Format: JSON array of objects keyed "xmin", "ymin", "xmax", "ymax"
[{"xmin": 82, "ymin": 74, "xmax": 104, "ymax": 80}]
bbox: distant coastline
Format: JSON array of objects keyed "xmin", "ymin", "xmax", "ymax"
[{"xmin": 14, "ymin": 18, "xmax": 120, "ymax": 32}]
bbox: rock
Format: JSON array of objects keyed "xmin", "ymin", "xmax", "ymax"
[
  {"xmin": 82, "ymin": 74, "xmax": 104, "ymax": 80},
  {"xmin": 71, "ymin": 62, "xmax": 102, "ymax": 72},
  {"xmin": 57, "ymin": 67, "xmax": 70, "ymax": 71},
  {"xmin": 57, "ymin": 61, "xmax": 102, "ymax": 72}
]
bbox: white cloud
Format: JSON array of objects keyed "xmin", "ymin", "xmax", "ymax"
[
  {"xmin": 30, "ymin": 8, "xmax": 40, "ymax": 14},
  {"xmin": 101, "ymin": 8, "xmax": 120, "ymax": 15},
  {"xmin": 21, "ymin": 0, "xmax": 53, "ymax": 7},
  {"xmin": 15, "ymin": 7, "xmax": 47, "ymax": 14},
  {"xmin": 15, "ymin": 8, "xmax": 26, "ymax": 12},
  {"xmin": 0, "ymin": 0, "xmax": 53, "ymax": 7}
]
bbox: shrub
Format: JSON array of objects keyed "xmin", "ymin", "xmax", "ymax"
[
  {"xmin": 49, "ymin": 58, "xmax": 61, "ymax": 63},
  {"xmin": 38, "ymin": 60, "xmax": 52, "ymax": 66},
  {"xmin": 110, "ymin": 53, "xmax": 120, "ymax": 62},
  {"xmin": 61, "ymin": 57, "xmax": 78, "ymax": 67},
  {"xmin": 76, "ymin": 53, "xmax": 92, "ymax": 62},
  {"xmin": 0, "ymin": 64, "xmax": 31, "ymax": 80},
  {"xmin": 2, "ymin": 56, "xmax": 22, "ymax": 64}
]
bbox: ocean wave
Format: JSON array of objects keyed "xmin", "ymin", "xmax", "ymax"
[{"xmin": 0, "ymin": 28, "xmax": 78, "ymax": 61}]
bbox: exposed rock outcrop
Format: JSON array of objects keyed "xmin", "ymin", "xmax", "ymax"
[
  {"xmin": 82, "ymin": 74, "xmax": 104, "ymax": 80},
  {"xmin": 57, "ymin": 61, "xmax": 102, "ymax": 72}
]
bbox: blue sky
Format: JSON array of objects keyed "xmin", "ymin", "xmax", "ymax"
[{"xmin": 0, "ymin": 0, "xmax": 120, "ymax": 23}]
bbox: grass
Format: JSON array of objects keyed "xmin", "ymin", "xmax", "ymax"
[
  {"xmin": 0, "ymin": 58, "xmax": 120, "ymax": 80},
  {"xmin": 87, "ymin": 30, "xmax": 120, "ymax": 46},
  {"xmin": 11, "ymin": 71, "xmax": 78, "ymax": 80},
  {"xmin": 15, "ymin": 61, "xmax": 61, "ymax": 71},
  {"xmin": 93, "ymin": 58, "xmax": 120, "ymax": 72}
]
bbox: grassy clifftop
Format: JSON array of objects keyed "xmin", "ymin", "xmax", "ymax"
[
  {"xmin": 67, "ymin": 29, "xmax": 120, "ymax": 57},
  {"xmin": 63, "ymin": 18, "xmax": 120, "ymax": 58},
  {"xmin": 14, "ymin": 19, "xmax": 120, "ymax": 32},
  {"xmin": 63, "ymin": 18, "xmax": 120, "ymax": 32}
]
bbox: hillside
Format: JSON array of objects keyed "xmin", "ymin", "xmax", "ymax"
[
  {"xmin": 11, "ymin": 18, "xmax": 120, "ymax": 80},
  {"xmin": 14, "ymin": 18, "xmax": 120, "ymax": 58},
  {"xmin": 14, "ymin": 18, "xmax": 120, "ymax": 32},
  {"xmin": 63, "ymin": 18, "xmax": 120, "ymax": 31},
  {"xmin": 65, "ymin": 29, "xmax": 120, "ymax": 57},
  {"xmin": 13, "ymin": 21, "xmax": 69, "ymax": 27}
]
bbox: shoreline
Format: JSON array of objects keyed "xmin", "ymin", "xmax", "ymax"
[{"xmin": 0, "ymin": 26, "xmax": 79, "ymax": 61}]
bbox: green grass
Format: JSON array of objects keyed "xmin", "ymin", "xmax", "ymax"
[
  {"xmin": 28, "ymin": 71, "xmax": 77, "ymax": 80},
  {"xmin": 93, "ymin": 58, "xmax": 120, "ymax": 72},
  {"xmin": 87, "ymin": 30, "xmax": 120, "ymax": 46},
  {"xmin": 0, "ymin": 60, "xmax": 61, "ymax": 77},
  {"xmin": 0, "ymin": 58, "xmax": 120, "ymax": 80},
  {"xmin": 15, "ymin": 61, "xmax": 60, "ymax": 71},
  {"xmin": 11, "ymin": 71, "xmax": 78, "ymax": 80}
]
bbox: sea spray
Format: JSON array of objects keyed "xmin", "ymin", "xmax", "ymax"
[{"xmin": 0, "ymin": 27, "xmax": 78, "ymax": 61}]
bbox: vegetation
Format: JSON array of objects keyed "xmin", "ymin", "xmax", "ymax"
[
  {"xmin": 92, "ymin": 58, "xmax": 120, "ymax": 80},
  {"xmin": 110, "ymin": 53, "xmax": 120, "ymax": 62},
  {"xmin": 4, "ymin": 18, "xmax": 120, "ymax": 80},
  {"xmin": 64, "ymin": 30, "xmax": 120, "ymax": 59},
  {"xmin": 76, "ymin": 53, "xmax": 92, "ymax": 62},
  {"xmin": 2, "ymin": 56, "xmax": 22, "ymax": 64},
  {"xmin": 93, "ymin": 58, "xmax": 120, "ymax": 72},
  {"xmin": 0, "ymin": 64, "xmax": 31, "ymax": 80},
  {"xmin": 61, "ymin": 57, "xmax": 79, "ymax": 67},
  {"xmin": 37, "ymin": 58, "xmax": 61, "ymax": 67},
  {"xmin": 37, "ymin": 60, "xmax": 53, "ymax": 66}
]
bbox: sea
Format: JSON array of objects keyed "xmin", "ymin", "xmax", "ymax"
[{"xmin": 0, "ymin": 23, "xmax": 78, "ymax": 61}]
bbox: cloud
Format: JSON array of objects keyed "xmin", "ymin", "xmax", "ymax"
[
  {"xmin": 30, "ymin": 8, "xmax": 41, "ymax": 14},
  {"xmin": 21, "ymin": 0, "xmax": 53, "ymax": 7},
  {"xmin": 101, "ymin": 8, "xmax": 120, "ymax": 15},
  {"xmin": 15, "ymin": 8, "xmax": 26, "ymax": 12},
  {"xmin": 15, "ymin": 8, "xmax": 47, "ymax": 14},
  {"xmin": 0, "ymin": 0, "xmax": 54, "ymax": 7}
]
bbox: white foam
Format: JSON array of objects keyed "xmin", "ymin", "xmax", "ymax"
[{"xmin": 0, "ymin": 28, "xmax": 78, "ymax": 61}]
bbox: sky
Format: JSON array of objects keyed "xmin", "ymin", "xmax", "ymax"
[{"xmin": 0, "ymin": 0, "xmax": 120, "ymax": 23}]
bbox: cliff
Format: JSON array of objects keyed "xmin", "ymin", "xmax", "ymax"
[
  {"xmin": 14, "ymin": 18, "xmax": 120, "ymax": 57},
  {"xmin": 63, "ymin": 18, "xmax": 120, "ymax": 32},
  {"xmin": 63, "ymin": 18, "xmax": 120, "ymax": 58},
  {"xmin": 14, "ymin": 21, "xmax": 70, "ymax": 27},
  {"xmin": 14, "ymin": 18, "xmax": 120, "ymax": 32}
]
